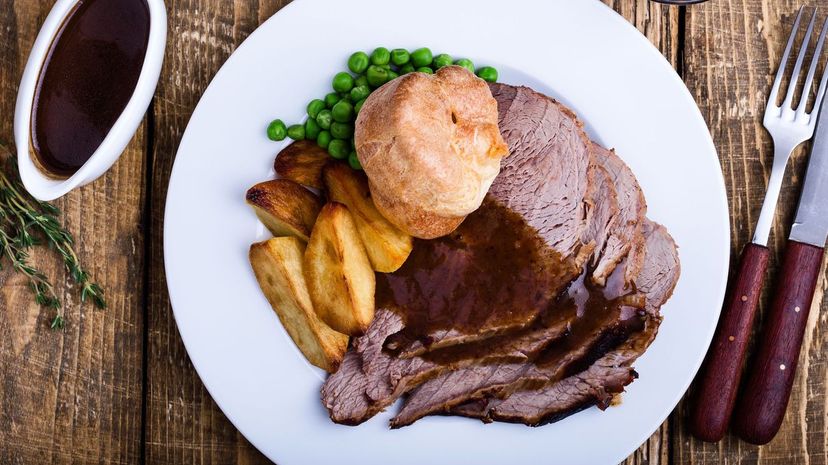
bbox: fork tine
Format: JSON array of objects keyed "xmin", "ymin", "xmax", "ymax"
[
  {"xmin": 803, "ymin": 17, "xmax": 828, "ymax": 120},
  {"xmin": 783, "ymin": 8, "xmax": 817, "ymax": 110},
  {"xmin": 811, "ymin": 55, "xmax": 828, "ymax": 120},
  {"xmin": 769, "ymin": 7, "xmax": 805, "ymax": 108}
]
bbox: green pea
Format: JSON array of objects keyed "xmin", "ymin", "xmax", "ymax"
[
  {"xmin": 331, "ymin": 121, "xmax": 354, "ymax": 139},
  {"xmin": 332, "ymin": 72, "xmax": 354, "ymax": 93},
  {"xmin": 328, "ymin": 139, "xmax": 349, "ymax": 159},
  {"xmin": 348, "ymin": 151, "xmax": 362, "ymax": 170},
  {"xmin": 331, "ymin": 100, "xmax": 354, "ymax": 123},
  {"xmin": 454, "ymin": 58, "xmax": 474, "ymax": 74},
  {"xmin": 400, "ymin": 63, "xmax": 415, "ymax": 74},
  {"xmin": 348, "ymin": 51, "xmax": 369, "ymax": 74},
  {"xmin": 391, "ymin": 49, "xmax": 410, "ymax": 66},
  {"xmin": 386, "ymin": 70, "xmax": 399, "ymax": 81},
  {"xmin": 355, "ymin": 98, "xmax": 366, "ymax": 114},
  {"xmin": 476, "ymin": 66, "xmax": 498, "ymax": 83},
  {"xmin": 379, "ymin": 63, "xmax": 391, "ymax": 70},
  {"xmin": 316, "ymin": 109, "xmax": 333, "ymax": 129},
  {"xmin": 306, "ymin": 99, "xmax": 326, "ymax": 119},
  {"xmin": 325, "ymin": 92, "xmax": 341, "ymax": 108},
  {"xmin": 366, "ymin": 65, "xmax": 389, "ymax": 87},
  {"xmin": 417, "ymin": 66, "xmax": 433, "ymax": 74},
  {"xmin": 370, "ymin": 47, "xmax": 391, "ymax": 66},
  {"xmin": 433, "ymin": 53, "xmax": 452, "ymax": 69},
  {"xmin": 286, "ymin": 124, "xmax": 305, "ymax": 140},
  {"xmin": 317, "ymin": 130, "xmax": 332, "ymax": 149},
  {"xmin": 354, "ymin": 75, "xmax": 368, "ymax": 88},
  {"xmin": 304, "ymin": 118, "xmax": 321, "ymax": 140},
  {"xmin": 350, "ymin": 84, "xmax": 370, "ymax": 102},
  {"xmin": 266, "ymin": 119, "xmax": 287, "ymax": 141},
  {"xmin": 410, "ymin": 47, "xmax": 433, "ymax": 68}
]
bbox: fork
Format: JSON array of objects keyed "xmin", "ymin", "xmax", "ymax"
[{"xmin": 689, "ymin": 6, "xmax": 828, "ymax": 443}]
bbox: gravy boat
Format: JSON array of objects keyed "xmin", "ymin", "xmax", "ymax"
[{"xmin": 13, "ymin": 0, "xmax": 167, "ymax": 201}]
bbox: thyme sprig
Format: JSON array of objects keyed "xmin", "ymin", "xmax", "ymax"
[{"xmin": 0, "ymin": 144, "xmax": 105, "ymax": 329}]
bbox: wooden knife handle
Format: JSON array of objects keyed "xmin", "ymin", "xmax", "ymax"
[
  {"xmin": 689, "ymin": 243, "xmax": 769, "ymax": 442},
  {"xmin": 733, "ymin": 240, "xmax": 824, "ymax": 445}
]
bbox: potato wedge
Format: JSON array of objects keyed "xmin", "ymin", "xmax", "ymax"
[
  {"xmin": 250, "ymin": 237, "xmax": 348, "ymax": 372},
  {"xmin": 304, "ymin": 203, "xmax": 375, "ymax": 335},
  {"xmin": 246, "ymin": 179, "xmax": 323, "ymax": 241},
  {"xmin": 323, "ymin": 163, "xmax": 413, "ymax": 272},
  {"xmin": 274, "ymin": 140, "xmax": 330, "ymax": 189}
]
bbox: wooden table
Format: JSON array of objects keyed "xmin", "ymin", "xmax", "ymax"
[{"xmin": 1, "ymin": 0, "xmax": 826, "ymax": 463}]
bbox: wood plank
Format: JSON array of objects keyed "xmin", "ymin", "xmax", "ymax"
[
  {"xmin": 679, "ymin": 1, "xmax": 827, "ymax": 464},
  {"xmin": 0, "ymin": 1, "xmax": 147, "ymax": 463},
  {"xmin": 144, "ymin": 1, "xmax": 288, "ymax": 463}
]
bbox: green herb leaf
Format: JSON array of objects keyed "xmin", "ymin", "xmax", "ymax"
[{"xmin": 0, "ymin": 143, "xmax": 106, "ymax": 328}]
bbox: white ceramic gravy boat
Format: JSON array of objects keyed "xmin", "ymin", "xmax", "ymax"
[{"xmin": 14, "ymin": 0, "xmax": 167, "ymax": 201}]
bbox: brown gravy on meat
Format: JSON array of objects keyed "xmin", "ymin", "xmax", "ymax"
[
  {"xmin": 377, "ymin": 197, "xmax": 645, "ymax": 361},
  {"xmin": 377, "ymin": 197, "xmax": 576, "ymax": 351}
]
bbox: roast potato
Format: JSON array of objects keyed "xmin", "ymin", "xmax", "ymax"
[
  {"xmin": 249, "ymin": 237, "xmax": 348, "ymax": 372},
  {"xmin": 323, "ymin": 163, "xmax": 413, "ymax": 272},
  {"xmin": 304, "ymin": 203, "xmax": 375, "ymax": 335},
  {"xmin": 246, "ymin": 179, "xmax": 323, "ymax": 241},
  {"xmin": 274, "ymin": 140, "xmax": 330, "ymax": 189}
]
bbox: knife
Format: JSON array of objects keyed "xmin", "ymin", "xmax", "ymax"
[{"xmin": 732, "ymin": 94, "xmax": 828, "ymax": 445}]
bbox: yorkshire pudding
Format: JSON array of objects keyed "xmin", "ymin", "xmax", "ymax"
[{"xmin": 354, "ymin": 66, "xmax": 508, "ymax": 239}]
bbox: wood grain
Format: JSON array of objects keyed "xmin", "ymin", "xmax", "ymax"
[
  {"xmin": 0, "ymin": 1, "xmax": 147, "ymax": 464},
  {"xmin": 679, "ymin": 1, "xmax": 828, "ymax": 463}
]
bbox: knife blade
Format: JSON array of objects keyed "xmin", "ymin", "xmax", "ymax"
[{"xmin": 790, "ymin": 105, "xmax": 828, "ymax": 247}]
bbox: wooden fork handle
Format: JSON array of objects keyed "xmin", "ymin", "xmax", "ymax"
[
  {"xmin": 689, "ymin": 243, "xmax": 769, "ymax": 442},
  {"xmin": 733, "ymin": 240, "xmax": 824, "ymax": 445}
]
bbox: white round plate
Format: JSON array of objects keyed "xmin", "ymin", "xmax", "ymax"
[{"xmin": 164, "ymin": 1, "xmax": 729, "ymax": 463}]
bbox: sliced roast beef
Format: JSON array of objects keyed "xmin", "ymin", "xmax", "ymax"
[
  {"xmin": 364, "ymin": 311, "xmax": 576, "ymax": 402},
  {"xmin": 321, "ymin": 308, "xmax": 403, "ymax": 425},
  {"xmin": 449, "ymin": 220, "xmax": 679, "ymax": 425},
  {"xmin": 390, "ymin": 315, "xmax": 642, "ymax": 428},
  {"xmin": 448, "ymin": 334, "xmax": 648, "ymax": 425},
  {"xmin": 323, "ymin": 297, "xmax": 582, "ymax": 425},
  {"xmin": 324, "ymin": 151, "xmax": 623, "ymax": 426},
  {"xmin": 321, "ymin": 82, "xmax": 680, "ymax": 430},
  {"xmin": 386, "ymin": 84, "xmax": 595, "ymax": 357},
  {"xmin": 488, "ymin": 83, "xmax": 593, "ymax": 265},
  {"xmin": 590, "ymin": 143, "xmax": 647, "ymax": 286},
  {"xmin": 583, "ymin": 164, "xmax": 618, "ymax": 268},
  {"xmin": 324, "ymin": 84, "xmax": 621, "ymax": 426},
  {"xmin": 634, "ymin": 221, "xmax": 681, "ymax": 315},
  {"xmin": 388, "ymin": 264, "xmax": 645, "ymax": 428}
]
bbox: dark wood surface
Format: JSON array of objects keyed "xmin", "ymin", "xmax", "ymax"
[
  {"xmin": 691, "ymin": 243, "xmax": 770, "ymax": 442},
  {"xmin": 0, "ymin": 1, "xmax": 826, "ymax": 464}
]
